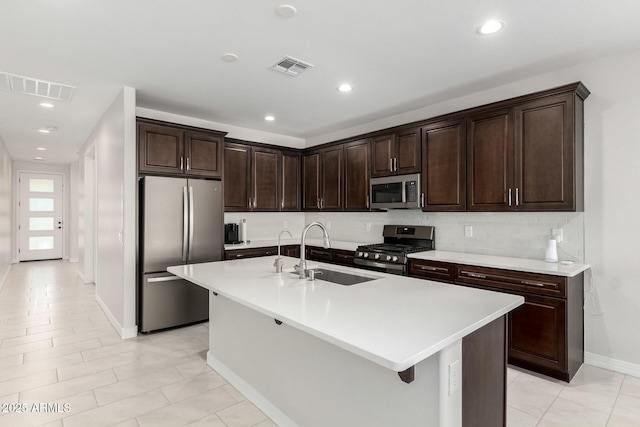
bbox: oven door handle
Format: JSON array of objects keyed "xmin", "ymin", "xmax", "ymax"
[{"xmin": 354, "ymin": 259, "xmax": 405, "ymax": 271}]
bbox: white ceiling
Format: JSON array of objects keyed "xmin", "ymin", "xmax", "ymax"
[{"xmin": 1, "ymin": 0, "xmax": 639, "ymax": 164}]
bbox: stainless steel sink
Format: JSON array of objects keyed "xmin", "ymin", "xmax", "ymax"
[{"xmin": 291, "ymin": 268, "xmax": 381, "ymax": 286}]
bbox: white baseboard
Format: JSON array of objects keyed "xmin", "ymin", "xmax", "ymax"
[
  {"xmin": 69, "ymin": 258, "xmax": 79, "ymax": 263},
  {"xmin": 77, "ymin": 271, "xmax": 85, "ymax": 283},
  {"xmin": 207, "ymin": 352, "xmax": 297, "ymax": 427},
  {"xmin": 95, "ymin": 293, "xmax": 139, "ymax": 340},
  {"xmin": 585, "ymin": 352, "xmax": 640, "ymax": 378}
]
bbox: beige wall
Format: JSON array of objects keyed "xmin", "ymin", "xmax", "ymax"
[{"xmin": 77, "ymin": 87, "xmax": 137, "ymax": 339}]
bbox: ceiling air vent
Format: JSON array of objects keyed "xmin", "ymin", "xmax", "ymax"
[
  {"xmin": 0, "ymin": 71, "xmax": 76, "ymax": 101},
  {"xmin": 271, "ymin": 56, "xmax": 313, "ymax": 76}
]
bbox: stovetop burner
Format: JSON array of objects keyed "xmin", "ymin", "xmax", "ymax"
[{"xmin": 354, "ymin": 225, "xmax": 436, "ymax": 271}]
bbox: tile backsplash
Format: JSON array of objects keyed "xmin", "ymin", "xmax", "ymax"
[{"xmin": 225, "ymin": 211, "xmax": 584, "ymax": 263}]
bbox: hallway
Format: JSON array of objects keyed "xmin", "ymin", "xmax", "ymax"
[
  {"xmin": 1, "ymin": 260, "xmax": 639, "ymax": 426},
  {"xmin": 0, "ymin": 260, "xmax": 274, "ymax": 427}
]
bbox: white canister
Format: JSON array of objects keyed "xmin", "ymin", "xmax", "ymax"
[
  {"xmin": 545, "ymin": 239, "xmax": 558, "ymax": 263},
  {"xmin": 241, "ymin": 218, "xmax": 248, "ymax": 243}
]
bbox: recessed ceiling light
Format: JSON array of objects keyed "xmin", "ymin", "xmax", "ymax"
[
  {"xmin": 38, "ymin": 126, "xmax": 57, "ymax": 134},
  {"xmin": 478, "ymin": 19, "xmax": 505, "ymax": 35},
  {"xmin": 34, "ymin": 157, "xmax": 44, "ymax": 161},
  {"xmin": 338, "ymin": 84, "xmax": 353, "ymax": 92},
  {"xmin": 36, "ymin": 147, "xmax": 47, "ymax": 151},
  {"xmin": 276, "ymin": 4, "xmax": 297, "ymax": 17},
  {"xmin": 39, "ymin": 102, "xmax": 54, "ymax": 108},
  {"xmin": 222, "ymin": 53, "xmax": 239, "ymax": 62},
  {"xmin": 264, "ymin": 115, "xmax": 275, "ymax": 121}
]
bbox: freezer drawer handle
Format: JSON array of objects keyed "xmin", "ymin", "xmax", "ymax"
[{"xmin": 147, "ymin": 276, "xmax": 183, "ymax": 283}]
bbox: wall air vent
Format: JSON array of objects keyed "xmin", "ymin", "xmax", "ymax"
[
  {"xmin": 271, "ymin": 56, "xmax": 313, "ymax": 76},
  {"xmin": 0, "ymin": 71, "xmax": 76, "ymax": 101}
]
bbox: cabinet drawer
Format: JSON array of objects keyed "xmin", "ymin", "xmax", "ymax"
[
  {"xmin": 225, "ymin": 246, "xmax": 278, "ymax": 260},
  {"xmin": 455, "ymin": 265, "xmax": 566, "ymax": 298},
  {"xmin": 331, "ymin": 249, "xmax": 355, "ymax": 266},
  {"xmin": 306, "ymin": 246, "xmax": 332, "ymax": 262},
  {"xmin": 408, "ymin": 259, "xmax": 454, "ymax": 283}
]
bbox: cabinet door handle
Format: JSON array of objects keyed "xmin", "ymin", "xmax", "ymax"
[
  {"xmin": 419, "ymin": 265, "xmax": 446, "ymax": 272},
  {"xmin": 186, "ymin": 157, "xmax": 190, "ymax": 171},
  {"xmin": 516, "ymin": 187, "xmax": 520, "ymax": 206},
  {"xmin": 389, "ymin": 158, "xmax": 393, "ymax": 172},
  {"xmin": 461, "ymin": 271, "xmax": 486, "ymax": 279},
  {"xmin": 281, "ymin": 199, "xmax": 284, "ymax": 209},
  {"xmin": 180, "ymin": 157, "xmax": 184, "ymax": 171},
  {"xmin": 420, "ymin": 193, "xmax": 425, "ymax": 208},
  {"xmin": 521, "ymin": 280, "xmax": 546, "ymax": 287},
  {"xmin": 394, "ymin": 157, "xmax": 398, "ymax": 171},
  {"xmin": 508, "ymin": 188, "xmax": 512, "ymax": 207},
  {"xmin": 366, "ymin": 194, "xmax": 370, "ymax": 209},
  {"xmin": 321, "ymin": 198, "xmax": 324, "ymax": 209}
]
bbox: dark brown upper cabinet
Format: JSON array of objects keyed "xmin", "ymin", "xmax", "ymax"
[
  {"xmin": 137, "ymin": 119, "xmax": 224, "ymax": 178},
  {"xmin": 514, "ymin": 92, "xmax": 582, "ymax": 211},
  {"xmin": 370, "ymin": 128, "xmax": 421, "ymax": 177},
  {"xmin": 303, "ymin": 145, "xmax": 343, "ymax": 211},
  {"xmin": 467, "ymin": 83, "xmax": 588, "ymax": 212},
  {"xmin": 467, "ymin": 107, "xmax": 514, "ymax": 211},
  {"xmin": 421, "ymin": 119, "xmax": 466, "ymax": 211},
  {"xmin": 224, "ymin": 142, "xmax": 286, "ymax": 212},
  {"xmin": 281, "ymin": 151, "xmax": 302, "ymax": 211},
  {"xmin": 344, "ymin": 139, "xmax": 371, "ymax": 211}
]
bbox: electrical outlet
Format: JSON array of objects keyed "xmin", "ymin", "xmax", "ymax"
[
  {"xmin": 449, "ymin": 360, "xmax": 460, "ymax": 396},
  {"xmin": 366, "ymin": 222, "xmax": 372, "ymax": 231},
  {"xmin": 283, "ymin": 221, "xmax": 288, "ymax": 229},
  {"xmin": 552, "ymin": 228, "xmax": 563, "ymax": 242},
  {"xmin": 464, "ymin": 225, "xmax": 473, "ymax": 238}
]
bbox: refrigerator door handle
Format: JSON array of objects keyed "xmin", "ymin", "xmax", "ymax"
[
  {"xmin": 188, "ymin": 186, "xmax": 195, "ymax": 261},
  {"xmin": 182, "ymin": 187, "xmax": 189, "ymax": 262}
]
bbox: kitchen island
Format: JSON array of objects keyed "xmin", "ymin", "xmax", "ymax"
[{"xmin": 168, "ymin": 256, "xmax": 523, "ymax": 427}]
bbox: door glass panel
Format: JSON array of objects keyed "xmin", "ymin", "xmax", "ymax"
[
  {"xmin": 29, "ymin": 198, "xmax": 54, "ymax": 212},
  {"xmin": 29, "ymin": 236, "xmax": 54, "ymax": 250},
  {"xmin": 29, "ymin": 217, "xmax": 54, "ymax": 231},
  {"xmin": 29, "ymin": 178, "xmax": 54, "ymax": 193}
]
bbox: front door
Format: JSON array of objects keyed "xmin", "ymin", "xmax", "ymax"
[{"xmin": 18, "ymin": 172, "xmax": 64, "ymax": 261}]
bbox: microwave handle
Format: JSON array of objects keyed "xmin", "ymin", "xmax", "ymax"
[{"xmin": 402, "ymin": 181, "xmax": 407, "ymax": 203}]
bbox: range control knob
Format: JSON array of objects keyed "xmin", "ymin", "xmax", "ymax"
[
  {"xmin": 386, "ymin": 255, "xmax": 392, "ymax": 261},
  {"xmin": 363, "ymin": 253, "xmax": 369, "ymax": 258},
  {"xmin": 392, "ymin": 256, "xmax": 399, "ymax": 262},
  {"xmin": 357, "ymin": 251, "xmax": 363, "ymax": 257},
  {"xmin": 374, "ymin": 253, "xmax": 381, "ymax": 260}
]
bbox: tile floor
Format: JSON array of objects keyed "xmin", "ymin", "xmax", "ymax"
[{"xmin": 0, "ymin": 260, "xmax": 638, "ymax": 426}]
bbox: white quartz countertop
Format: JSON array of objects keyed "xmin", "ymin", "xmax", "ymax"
[
  {"xmin": 224, "ymin": 238, "xmax": 362, "ymax": 252},
  {"xmin": 168, "ymin": 256, "xmax": 523, "ymax": 372},
  {"xmin": 409, "ymin": 250, "xmax": 590, "ymax": 277}
]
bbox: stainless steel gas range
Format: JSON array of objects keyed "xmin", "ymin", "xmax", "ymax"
[{"xmin": 354, "ymin": 225, "xmax": 435, "ymax": 275}]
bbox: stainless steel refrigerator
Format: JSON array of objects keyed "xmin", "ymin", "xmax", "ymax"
[{"xmin": 139, "ymin": 176, "xmax": 223, "ymax": 333}]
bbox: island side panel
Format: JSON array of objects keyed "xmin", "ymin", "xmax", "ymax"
[
  {"xmin": 207, "ymin": 293, "xmax": 455, "ymax": 427},
  {"xmin": 461, "ymin": 315, "xmax": 507, "ymax": 427}
]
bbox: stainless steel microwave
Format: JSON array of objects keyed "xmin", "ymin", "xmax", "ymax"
[{"xmin": 370, "ymin": 173, "xmax": 421, "ymax": 209}]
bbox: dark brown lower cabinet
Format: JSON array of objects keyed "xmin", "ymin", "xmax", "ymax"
[
  {"xmin": 462, "ymin": 315, "xmax": 506, "ymax": 427},
  {"xmin": 225, "ymin": 245, "xmax": 300, "ymax": 260},
  {"xmin": 409, "ymin": 259, "xmax": 584, "ymax": 382}
]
